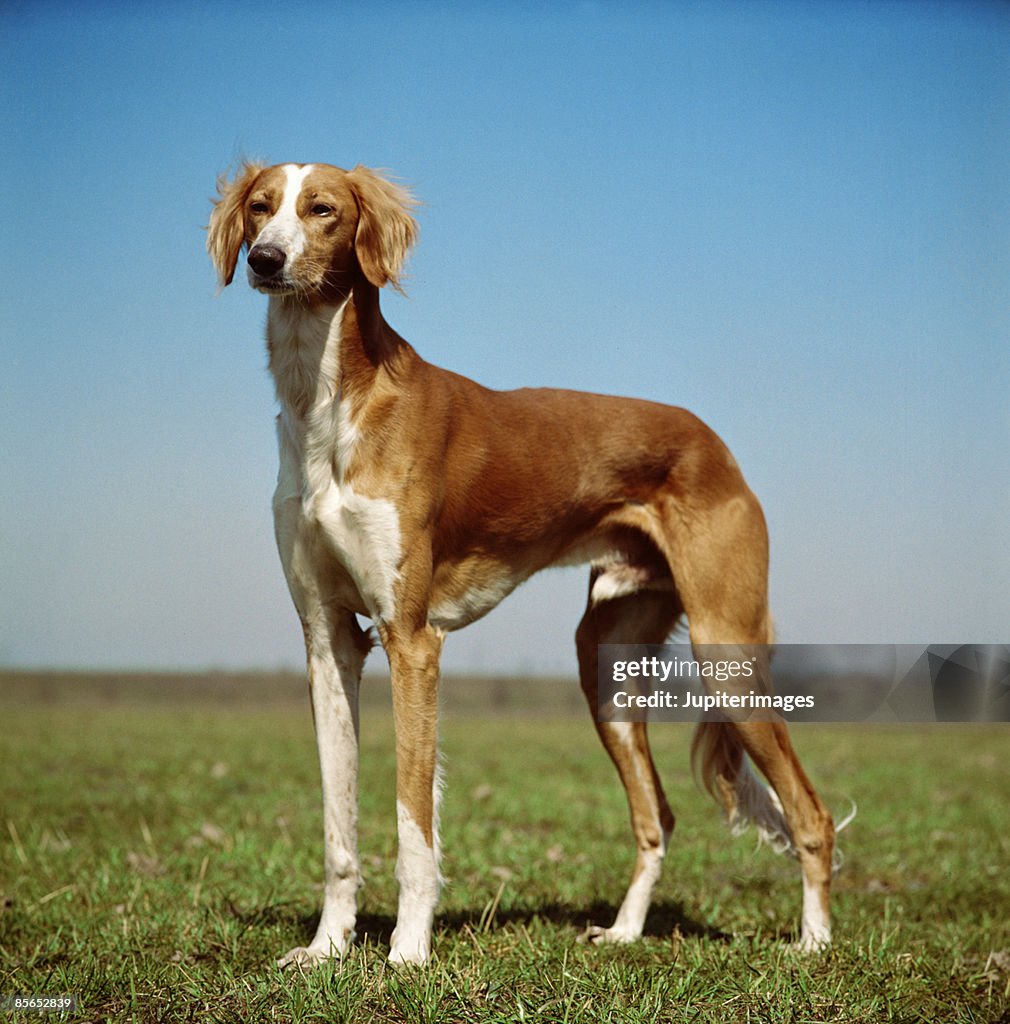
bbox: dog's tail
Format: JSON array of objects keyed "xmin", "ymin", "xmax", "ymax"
[
  {"xmin": 691, "ymin": 719, "xmax": 856, "ymax": 866},
  {"xmin": 690, "ymin": 718, "xmax": 797, "ymax": 856}
]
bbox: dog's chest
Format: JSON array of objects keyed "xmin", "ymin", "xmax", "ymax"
[
  {"xmin": 269, "ymin": 298, "xmax": 403, "ymax": 623},
  {"xmin": 310, "ymin": 476, "xmax": 401, "ymax": 622},
  {"xmin": 274, "ymin": 408, "xmax": 402, "ymax": 624}
]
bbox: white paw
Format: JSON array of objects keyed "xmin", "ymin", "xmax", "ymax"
[
  {"xmin": 277, "ymin": 933, "xmax": 351, "ymax": 968},
  {"xmin": 387, "ymin": 947, "xmax": 429, "ymax": 966},
  {"xmin": 387, "ymin": 927, "xmax": 431, "ymax": 965},
  {"xmin": 277, "ymin": 945, "xmax": 331, "ymax": 969},
  {"xmin": 791, "ymin": 932, "xmax": 831, "ymax": 954},
  {"xmin": 577, "ymin": 924, "xmax": 637, "ymax": 945}
]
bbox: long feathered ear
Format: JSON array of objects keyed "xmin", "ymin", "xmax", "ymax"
[
  {"xmin": 345, "ymin": 166, "xmax": 420, "ymax": 294},
  {"xmin": 206, "ymin": 161, "xmax": 265, "ymax": 288}
]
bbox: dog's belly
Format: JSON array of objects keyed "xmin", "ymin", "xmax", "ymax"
[
  {"xmin": 428, "ymin": 558, "xmax": 528, "ymax": 632},
  {"xmin": 426, "ymin": 522, "xmax": 676, "ymax": 633}
]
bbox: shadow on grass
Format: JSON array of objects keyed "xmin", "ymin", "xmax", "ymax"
[{"xmin": 231, "ymin": 898, "xmax": 731, "ymax": 949}]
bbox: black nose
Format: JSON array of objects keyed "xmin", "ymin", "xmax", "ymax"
[{"xmin": 247, "ymin": 244, "xmax": 286, "ymax": 278}]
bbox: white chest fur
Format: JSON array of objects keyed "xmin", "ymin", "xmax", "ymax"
[{"xmin": 269, "ymin": 298, "xmax": 402, "ymax": 623}]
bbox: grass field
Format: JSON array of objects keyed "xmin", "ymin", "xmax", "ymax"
[{"xmin": 1, "ymin": 672, "xmax": 1008, "ymax": 1023}]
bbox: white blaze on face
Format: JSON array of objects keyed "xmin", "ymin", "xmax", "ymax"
[{"xmin": 255, "ymin": 163, "xmax": 315, "ymax": 258}]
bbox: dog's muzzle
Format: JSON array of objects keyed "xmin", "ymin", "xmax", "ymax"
[{"xmin": 247, "ymin": 243, "xmax": 287, "ymax": 280}]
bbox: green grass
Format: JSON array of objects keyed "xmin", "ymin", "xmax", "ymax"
[{"xmin": 1, "ymin": 674, "xmax": 1008, "ymax": 1022}]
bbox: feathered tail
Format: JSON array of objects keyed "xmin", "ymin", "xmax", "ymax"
[
  {"xmin": 691, "ymin": 719, "xmax": 855, "ymax": 867},
  {"xmin": 691, "ymin": 718, "xmax": 797, "ymax": 856}
]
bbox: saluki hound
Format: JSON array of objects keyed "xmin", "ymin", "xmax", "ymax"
[{"xmin": 207, "ymin": 161, "xmax": 836, "ymax": 966}]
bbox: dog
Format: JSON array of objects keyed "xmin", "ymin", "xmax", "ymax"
[{"xmin": 207, "ymin": 162, "xmax": 836, "ymax": 966}]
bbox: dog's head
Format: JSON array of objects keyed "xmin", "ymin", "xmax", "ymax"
[{"xmin": 207, "ymin": 162, "xmax": 419, "ymax": 301}]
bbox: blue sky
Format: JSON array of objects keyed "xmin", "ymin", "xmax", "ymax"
[{"xmin": 2, "ymin": 1, "xmax": 1007, "ymax": 673}]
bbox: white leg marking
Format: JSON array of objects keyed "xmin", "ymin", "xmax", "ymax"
[
  {"xmin": 277, "ymin": 625, "xmax": 364, "ymax": 968},
  {"xmin": 603, "ymin": 839, "xmax": 667, "ymax": 943},
  {"xmin": 582, "ymin": 722, "xmax": 668, "ymax": 945},
  {"xmin": 797, "ymin": 873, "xmax": 832, "ymax": 951},
  {"xmin": 388, "ymin": 798, "xmax": 442, "ymax": 965}
]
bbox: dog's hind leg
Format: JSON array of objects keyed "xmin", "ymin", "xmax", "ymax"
[
  {"xmin": 575, "ymin": 577, "xmax": 682, "ymax": 944},
  {"xmin": 668, "ymin": 483, "xmax": 836, "ymax": 949}
]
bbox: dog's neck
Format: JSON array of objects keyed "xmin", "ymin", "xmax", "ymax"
[{"xmin": 266, "ymin": 284, "xmax": 405, "ymax": 422}]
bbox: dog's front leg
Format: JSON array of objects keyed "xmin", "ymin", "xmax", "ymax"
[
  {"xmin": 383, "ymin": 623, "xmax": 443, "ymax": 965},
  {"xmin": 277, "ymin": 609, "xmax": 370, "ymax": 967}
]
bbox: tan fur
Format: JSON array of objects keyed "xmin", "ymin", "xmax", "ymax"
[
  {"xmin": 208, "ymin": 161, "xmax": 838, "ymax": 963},
  {"xmin": 345, "ymin": 166, "xmax": 419, "ymax": 292},
  {"xmin": 207, "ymin": 161, "xmax": 265, "ymax": 286}
]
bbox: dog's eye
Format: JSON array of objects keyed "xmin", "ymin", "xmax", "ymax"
[
  {"xmin": 310, "ymin": 204, "xmax": 334, "ymax": 217},
  {"xmin": 249, "ymin": 201, "xmax": 270, "ymax": 215}
]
